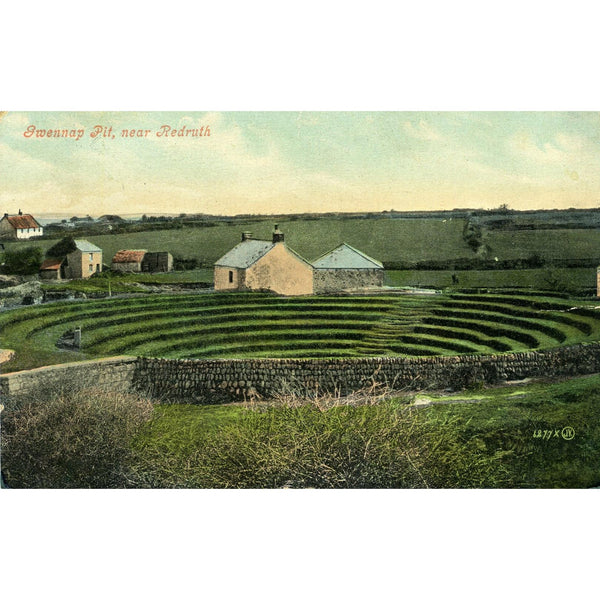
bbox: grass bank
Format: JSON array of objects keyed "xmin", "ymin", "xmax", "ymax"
[{"xmin": 130, "ymin": 374, "xmax": 600, "ymax": 488}]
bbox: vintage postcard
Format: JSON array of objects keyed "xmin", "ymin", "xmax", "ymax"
[{"xmin": 1, "ymin": 111, "xmax": 600, "ymax": 489}]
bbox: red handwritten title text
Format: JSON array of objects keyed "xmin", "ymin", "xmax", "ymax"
[{"xmin": 23, "ymin": 124, "xmax": 211, "ymax": 141}]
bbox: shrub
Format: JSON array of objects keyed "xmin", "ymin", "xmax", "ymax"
[
  {"xmin": 1, "ymin": 387, "xmax": 154, "ymax": 488},
  {"xmin": 132, "ymin": 391, "xmax": 511, "ymax": 488}
]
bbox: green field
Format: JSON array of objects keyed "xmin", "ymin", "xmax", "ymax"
[
  {"xmin": 7, "ymin": 216, "xmax": 600, "ymax": 268},
  {"xmin": 3, "ymin": 216, "xmax": 473, "ymax": 265},
  {"xmin": 385, "ymin": 267, "xmax": 595, "ymax": 291},
  {"xmin": 2, "ymin": 290, "xmax": 600, "ymax": 373}
]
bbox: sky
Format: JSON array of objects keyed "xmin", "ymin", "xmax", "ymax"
[{"xmin": 2, "ymin": 111, "xmax": 600, "ymax": 217}]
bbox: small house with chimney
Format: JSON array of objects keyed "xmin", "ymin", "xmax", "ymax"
[
  {"xmin": 214, "ymin": 226, "xmax": 313, "ymax": 295},
  {"xmin": 0, "ymin": 210, "xmax": 43, "ymax": 240},
  {"xmin": 312, "ymin": 243, "xmax": 384, "ymax": 293}
]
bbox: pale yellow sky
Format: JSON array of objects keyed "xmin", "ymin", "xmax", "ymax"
[{"xmin": 2, "ymin": 111, "xmax": 600, "ymax": 216}]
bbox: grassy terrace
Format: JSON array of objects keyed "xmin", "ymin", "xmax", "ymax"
[{"xmin": 2, "ymin": 290, "xmax": 600, "ymax": 372}]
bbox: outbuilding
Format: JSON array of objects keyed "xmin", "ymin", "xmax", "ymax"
[
  {"xmin": 141, "ymin": 251, "xmax": 173, "ymax": 273},
  {"xmin": 39, "ymin": 257, "xmax": 66, "ymax": 280},
  {"xmin": 111, "ymin": 250, "xmax": 147, "ymax": 273},
  {"xmin": 312, "ymin": 243, "xmax": 384, "ymax": 293}
]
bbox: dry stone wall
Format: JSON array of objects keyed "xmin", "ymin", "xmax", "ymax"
[
  {"xmin": 3, "ymin": 343, "xmax": 600, "ymax": 404},
  {"xmin": 132, "ymin": 343, "xmax": 600, "ymax": 403}
]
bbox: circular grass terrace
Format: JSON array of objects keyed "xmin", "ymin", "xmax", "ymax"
[{"xmin": 2, "ymin": 290, "xmax": 600, "ymax": 372}]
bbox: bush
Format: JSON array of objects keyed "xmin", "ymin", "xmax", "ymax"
[
  {"xmin": 3, "ymin": 246, "xmax": 43, "ymax": 275},
  {"xmin": 132, "ymin": 392, "xmax": 511, "ymax": 488},
  {"xmin": 1, "ymin": 387, "xmax": 154, "ymax": 488}
]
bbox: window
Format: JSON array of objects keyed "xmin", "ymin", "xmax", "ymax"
[
  {"xmin": 89, "ymin": 253, "xmax": 94, "ymax": 261},
  {"xmin": 89, "ymin": 264, "xmax": 93, "ymax": 272},
  {"xmin": 229, "ymin": 270, "xmax": 234, "ymax": 283}
]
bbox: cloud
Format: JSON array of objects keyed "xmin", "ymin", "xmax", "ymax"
[
  {"xmin": 508, "ymin": 132, "xmax": 571, "ymax": 164},
  {"xmin": 403, "ymin": 119, "xmax": 443, "ymax": 142}
]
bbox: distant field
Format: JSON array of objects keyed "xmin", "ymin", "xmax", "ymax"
[
  {"xmin": 5, "ymin": 215, "xmax": 600, "ymax": 270},
  {"xmin": 385, "ymin": 267, "xmax": 596, "ymax": 291},
  {"xmin": 2, "ymin": 290, "xmax": 600, "ymax": 372},
  {"xmin": 1, "ymin": 217, "xmax": 473, "ymax": 264},
  {"xmin": 485, "ymin": 228, "xmax": 600, "ymax": 261}
]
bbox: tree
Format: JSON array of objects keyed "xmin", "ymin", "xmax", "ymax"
[
  {"xmin": 46, "ymin": 236, "xmax": 77, "ymax": 258},
  {"xmin": 3, "ymin": 246, "xmax": 43, "ymax": 275}
]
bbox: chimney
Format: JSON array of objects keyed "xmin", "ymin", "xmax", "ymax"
[
  {"xmin": 272, "ymin": 224, "xmax": 284, "ymax": 243},
  {"xmin": 241, "ymin": 231, "xmax": 253, "ymax": 242},
  {"xmin": 18, "ymin": 209, "xmax": 22, "ymax": 216}
]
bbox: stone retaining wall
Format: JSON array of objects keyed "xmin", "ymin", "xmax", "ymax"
[
  {"xmin": 0, "ymin": 356, "xmax": 137, "ymax": 404},
  {"xmin": 3, "ymin": 343, "xmax": 600, "ymax": 404},
  {"xmin": 132, "ymin": 343, "xmax": 600, "ymax": 403}
]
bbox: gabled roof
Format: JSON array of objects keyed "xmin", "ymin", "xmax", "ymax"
[
  {"xmin": 312, "ymin": 243, "xmax": 383, "ymax": 270},
  {"xmin": 215, "ymin": 239, "xmax": 275, "ymax": 268},
  {"xmin": 40, "ymin": 257, "xmax": 64, "ymax": 270},
  {"xmin": 3, "ymin": 214, "xmax": 41, "ymax": 229},
  {"xmin": 112, "ymin": 249, "xmax": 147, "ymax": 263},
  {"xmin": 73, "ymin": 240, "xmax": 102, "ymax": 252}
]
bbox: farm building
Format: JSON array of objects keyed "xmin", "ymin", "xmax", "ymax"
[
  {"xmin": 214, "ymin": 227, "xmax": 314, "ymax": 295},
  {"xmin": 215, "ymin": 227, "xmax": 384, "ymax": 296},
  {"xmin": 39, "ymin": 257, "xmax": 66, "ymax": 280},
  {"xmin": 64, "ymin": 240, "xmax": 103, "ymax": 279},
  {"xmin": 0, "ymin": 210, "xmax": 43, "ymax": 240},
  {"xmin": 112, "ymin": 250, "xmax": 147, "ymax": 273},
  {"xmin": 111, "ymin": 250, "xmax": 174, "ymax": 273},
  {"xmin": 312, "ymin": 243, "xmax": 384, "ymax": 293},
  {"xmin": 142, "ymin": 251, "xmax": 173, "ymax": 273}
]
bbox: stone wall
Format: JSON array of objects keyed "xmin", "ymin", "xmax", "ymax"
[
  {"xmin": 132, "ymin": 343, "xmax": 600, "ymax": 403},
  {"xmin": 0, "ymin": 356, "xmax": 137, "ymax": 405},
  {"xmin": 3, "ymin": 343, "xmax": 600, "ymax": 405},
  {"xmin": 313, "ymin": 268, "xmax": 384, "ymax": 293}
]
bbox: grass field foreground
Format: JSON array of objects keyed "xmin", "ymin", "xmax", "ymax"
[{"xmin": 130, "ymin": 373, "xmax": 600, "ymax": 488}]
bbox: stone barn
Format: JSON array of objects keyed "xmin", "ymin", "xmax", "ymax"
[
  {"xmin": 312, "ymin": 243, "xmax": 384, "ymax": 293},
  {"xmin": 111, "ymin": 250, "xmax": 147, "ymax": 273},
  {"xmin": 142, "ymin": 251, "xmax": 173, "ymax": 273},
  {"xmin": 214, "ymin": 226, "xmax": 313, "ymax": 296}
]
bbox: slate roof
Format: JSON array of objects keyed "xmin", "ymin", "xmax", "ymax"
[
  {"xmin": 3, "ymin": 214, "xmax": 41, "ymax": 229},
  {"xmin": 112, "ymin": 249, "xmax": 147, "ymax": 263},
  {"xmin": 312, "ymin": 243, "xmax": 383, "ymax": 270},
  {"xmin": 73, "ymin": 240, "xmax": 102, "ymax": 252},
  {"xmin": 40, "ymin": 258, "xmax": 64, "ymax": 270},
  {"xmin": 215, "ymin": 239, "xmax": 275, "ymax": 268}
]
